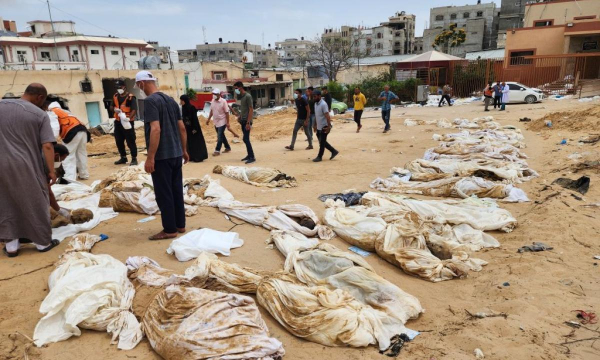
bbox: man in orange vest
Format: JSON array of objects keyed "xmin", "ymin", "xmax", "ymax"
[
  {"xmin": 47, "ymin": 101, "xmax": 89, "ymax": 181},
  {"xmin": 112, "ymin": 80, "xmax": 138, "ymax": 166}
]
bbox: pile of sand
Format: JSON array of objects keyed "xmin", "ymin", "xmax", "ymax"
[{"xmin": 528, "ymin": 104, "xmax": 600, "ymax": 132}]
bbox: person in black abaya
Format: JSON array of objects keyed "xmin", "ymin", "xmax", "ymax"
[{"xmin": 180, "ymin": 95, "xmax": 208, "ymax": 162}]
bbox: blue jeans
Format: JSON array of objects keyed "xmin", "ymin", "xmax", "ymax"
[
  {"xmin": 308, "ymin": 114, "xmax": 315, "ymax": 141},
  {"xmin": 240, "ymin": 118, "xmax": 255, "ymax": 159},
  {"xmin": 151, "ymin": 157, "xmax": 185, "ymax": 234},
  {"xmin": 381, "ymin": 109, "xmax": 391, "ymax": 130},
  {"xmin": 215, "ymin": 125, "xmax": 230, "ymax": 152}
]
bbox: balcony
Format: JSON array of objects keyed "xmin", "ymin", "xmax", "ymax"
[{"xmin": 2, "ymin": 61, "xmax": 87, "ymax": 70}]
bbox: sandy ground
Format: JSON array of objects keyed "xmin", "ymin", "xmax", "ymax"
[{"xmin": 1, "ymin": 98, "xmax": 599, "ymax": 360}]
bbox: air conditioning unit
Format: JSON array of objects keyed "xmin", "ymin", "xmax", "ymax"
[{"xmin": 80, "ymin": 78, "xmax": 93, "ymax": 93}]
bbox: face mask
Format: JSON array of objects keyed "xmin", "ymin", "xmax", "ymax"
[
  {"xmin": 293, "ymin": 93, "xmax": 298, "ymax": 99},
  {"xmin": 213, "ymin": 95, "xmax": 218, "ymax": 100},
  {"xmin": 234, "ymin": 89, "xmax": 241, "ymax": 95},
  {"xmin": 54, "ymin": 161, "xmax": 62, "ymax": 169},
  {"xmin": 117, "ymin": 89, "xmax": 125, "ymax": 95},
  {"xmin": 136, "ymin": 83, "xmax": 147, "ymax": 99}
]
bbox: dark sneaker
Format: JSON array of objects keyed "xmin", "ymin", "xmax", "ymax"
[
  {"xmin": 245, "ymin": 158, "xmax": 256, "ymax": 164},
  {"xmin": 330, "ymin": 150, "xmax": 339, "ymax": 160},
  {"xmin": 312, "ymin": 157, "xmax": 322, "ymax": 162},
  {"xmin": 130, "ymin": 158, "xmax": 138, "ymax": 166},
  {"xmin": 223, "ymin": 148, "xmax": 231, "ymax": 153},
  {"xmin": 114, "ymin": 158, "xmax": 127, "ymax": 165},
  {"xmin": 241, "ymin": 156, "xmax": 249, "ymax": 162}
]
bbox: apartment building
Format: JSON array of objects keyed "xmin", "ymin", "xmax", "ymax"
[
  {"xmin": 195, "ymin": 39, "xmax": 279, "ymax": 68},
  {"xmin": 275, "ymin": 37, "xmax": 312, "ymax": 66},
  {"xmin": 496, "ymin": 0, "xmax": 526, "ymax": 48}
]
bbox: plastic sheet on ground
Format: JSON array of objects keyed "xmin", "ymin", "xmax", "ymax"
[
  {"xmin": 127, "ymin": 257, "xmax": 284, "ymax": 359},
  {"xmin": 166, "ymin": 228, "xmax": 244, "ymax": 261},
  {"xmin": 34, "ymin": 234, "xmax": 142, "ymax": 350},
  {"xmin": 213, "ymin": 165, "xmax": 297, "ymax": 188},
  {"xmin": 218, "ymin": 200, "xmax": 334, "ymax": 240},
  {"xmin": 51, "ymin": 182, "xmax": 118, "ymax": 241}
]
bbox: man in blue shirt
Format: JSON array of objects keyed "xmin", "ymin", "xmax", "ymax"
[
  {"xmin": 493, "ymin": 82, "xmax": 502, "ymax": 109},
  {"xmin": 378, "ymin": 85, "xmax": 399, "ymax": 133}
]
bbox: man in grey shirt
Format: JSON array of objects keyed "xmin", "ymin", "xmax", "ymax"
[
  {"xmin": 234, "ymin": 81, "xmax": 256, "ymax": 164},
  {"xmin": 312, "ymin": 90, "xmax": 339, "ymax": 162},
  {"xmin": 136, "ymin": 71, "xmax": 189, "ymax": 241}
]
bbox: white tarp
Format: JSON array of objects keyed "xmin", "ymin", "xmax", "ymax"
[
  {"xmin": 166, "ymin": 228, "xmax": 244, "ymax": 261},
  {"xmin": 213, "ymin": 165, "xmax": 297, "ymax": 188}
]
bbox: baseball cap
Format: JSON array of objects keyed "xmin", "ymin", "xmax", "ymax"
[
  {"xmin": 115, "ymin": 79, "xmax": 125, "ymax": 87},
  {"xmin": 135, "ymin": 70, "xmax": 157, "ymax": 82},
  {"xmin": 313, "ymin": 90, "xmax": 322, "ymax": 95},
  {"xmin": 212, "ymin": 88, "xmax": 221, "ymax": 95}
]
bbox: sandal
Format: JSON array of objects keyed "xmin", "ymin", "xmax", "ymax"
[
  {"xmin": 3, "ymin": 246, "xmax": 18, "ymax": 258},
  {"xmin": 148, "ymin": 231, "xmax": 178, "ymax": 240},
  {"xmin": 177, "ymin": 228, "xmax": 186, "ymax": 234},
  {"xmin": 38, "ymin": 239, "xmax": 60, "ymax": 253}
]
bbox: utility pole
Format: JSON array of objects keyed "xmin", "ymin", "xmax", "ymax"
[{"xmin": 46, "ymin": 0, "xmax": 60, "ymax": 68}]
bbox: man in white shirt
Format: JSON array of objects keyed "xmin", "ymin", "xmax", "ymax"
[{"xmin": 206, "ymin": 88, "xmax": 232, "ymax": 156}]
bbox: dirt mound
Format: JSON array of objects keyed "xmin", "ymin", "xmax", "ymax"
[{"xmin": 528, "ymin": 104, "xmax": 600, "ymax": 131}]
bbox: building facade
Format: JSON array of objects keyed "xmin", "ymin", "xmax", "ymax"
[
  {"xmin": 496, "ymin": 0, "xmax": 526, "ymax": 48},
  {"xmin": 195, "ymin": 40, "xmax": 279, "ymax": 68},
  {"xmin": 505, "ymin": 0, "xmax": 600, "ymax": 59},
  {"xmin": 275, "ymin": 37, "xmax": 312, "ymax": 67},
  {"xmin": 422, "ymin": 1, "xmax": 498, "ymax": 57},
  {"xmin": 147, "ymin": 41, "xmax": 171, "ymax": 64},
  {"xmin": 177, "ymin": 49, "xmax": 197, "ymax": 63}
]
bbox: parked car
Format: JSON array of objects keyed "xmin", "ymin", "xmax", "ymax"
[
  {"xmin": 331, "ymin": 99, "xmax": 348, "ymax": 114},
  {"xmin": 505, "ymin": 82, "xmax": 545, "ymax": 104}
]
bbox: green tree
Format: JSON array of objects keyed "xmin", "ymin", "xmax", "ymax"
[
  {"xmin": 185, "ymin": 88, "xmax": 197, "ymax": 100},
  {"xmin": 325, "ymin": 81, "xmax": 346, "ymax": 101},
  {"xmin": 432, "ymin": 23, "xmax": 466, "ymax": 54}
]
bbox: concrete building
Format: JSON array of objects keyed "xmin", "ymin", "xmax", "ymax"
[
  {"xmin": 322, "ymin": 26, "xmax": 357, "ymax": 46},
  {"xmin": 177, "ymin": 49, "xmax": 197, "ymax": 63},
  {"xmin": 148, "ymin": 41, "xmax": 171, "ymax": 64},
  {"xmin": 1, "ymin": 17, "xmax": 17, "ymax": 33},
  {"xmin": 275, "ymin": 37, "xmax": 312, "ymax": 67},
  {"xmin": 195, "ymin": 40, "xmax": 279, "ymax": 68},
  {"xmin": 496, "ymin": 0, "xmax": 526, "ymax": 48},
  {"xmin": 413, "ymin": 37, "xmax": 424, "ymax": 54},
  {"xmin": 0, "ymin": 20, "xmax": 151, "ymax": 70},
  {"xmin": 0, "ymin": 69, "xmax": 184, "ymax": 126},
  {"xmin": 422, "ymin": 1, "xmax": 498, "ymax": 57},
  {"xmin": 505, "ymin": 0, "xmax": 600, "ymax": 58},
  {"xmin": 378, "ymin": 11, "xmax": 416, "ymax": 55}
]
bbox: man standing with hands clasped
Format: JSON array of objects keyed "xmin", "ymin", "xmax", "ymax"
[
  {"xmin": 136, "ymin": 70, "xmax": 189, "ymax": 241},
  {"xmin": 312, "ymin": 90, "xmax": 339, "ymax": 162},
  {"xmin": 112, "ymin": 80, "xmax": 138, "ymax": 166},
  {"xmin": 378, "ymin": 85, "xmax": 398, "ymax": 133},
  {"xmin": 233, "ymin": 81, "xmax": 256, "ymax": 164}
]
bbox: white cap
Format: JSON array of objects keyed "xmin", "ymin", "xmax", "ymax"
[
  {"xmin": 212, "ymin": 88, "xmax": 221, "ymax": 95},
  {"xmin": 135, "ymin": 70, "xmax": 157, "ymax": 82}
]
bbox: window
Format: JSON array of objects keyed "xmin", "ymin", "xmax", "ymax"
[
  {"xmin": 574, "ymin": 16, "xmax": 597, "ymax": 21},
  {"xmin": 129, "ymin": 51, "xmax": 137, "ymax": 56},
  {"xmin": 463, "ymin": 12, "xmax": 470, "ymax": 18},
  {"xmin": 209, "ymin": 51, "xmax": 215, "ymax": 55},
  {"xmin": 509, "ymin": 50, "xmax": 534, "ymax": 66},
  {"xmin": 450, "ymin": 13, "xmax": 457, "ymax": 20},
  {"xmin": 17, "ymin": 50, "xmax": 27, "ymax": 62},
  {"xmin": 435, "ymin": 15, "xmax": 444, "ymax": 21},
  {"xmin": 476, "ymin": 11, "xmax": 483, "ymax": 17},
  {"xmin": 394, "ymin": 41, "xmax": 401, "ymax": 46},
  {"xmin": 462, "ymin": 24, "xmax": 467, "ymax": 27},
  {"xmin": 508, "ymin": 83, "xmax": 524, "ymax": 91},
  {"xmin": 262, "ymin": 61, "xmax": 266, "ymax": 65},
  {"xmin": 280, "ymin": 87, "xmax": 285, "ymax": 98},
  {"xmin": 260, "ymin": 89, "xmax": 266, "ymax": 98},
  {"xmin": 366, "ymin": 39, "xmax": 372, "ymax": 45},
  {"xmin": 534, "ymin": 20, "xmax": 553, "ymax": 27},
  {"xmin": 41, "ymin": 51, "xmax": 51, "ymax": 60},
  {"xmin": 238, "ymin": 51, "xmax": 243, "ymax": 55},
  {"xmin": 111, "ymin": 50, "xmax": 119, "ymax": 55},
  {"xmin": 229, "ymin": 50, "xmax": 234, "ymax": 53},
  {"xmin": 71, "ymin": 50, "xmax": 79, "ymax": 62},
  {"xmin": 91, "ymin": 49, "xmax": 99, "ymax": 55},
  {"xmin": 376, "ymin": 33, "xmax": 382, "ymax": 39},
  {"xmin": 471, "ymin": 32, "xmax": 478, "ymax": 35},
  {"xmin": 276, "ymin": 74, "xmax": 283, "ymax": 81},
  {"xmin": 212, "ymin": 71, "xmax": 226, "ymax": 80}
]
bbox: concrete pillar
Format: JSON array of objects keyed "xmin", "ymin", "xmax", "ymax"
[
  {"xmin": 83, "ymin": 45, "xmax": 90, "ymax": 70},
  {"xmin": 8, "ymin": 45, "xmax": 13, "ymax": 62},
  {"xmin": 121, "ymin": 46, "xmax": 126, "ymax": 69},
  {"xmin": 102, "ymin": 46, "xmax": 108, "ymax": 70}
]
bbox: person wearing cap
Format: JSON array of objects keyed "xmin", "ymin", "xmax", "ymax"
[
  {"xmin": 312, "ymin": 89, "xmax": 339, "ymax": 162},
  {"xmin": 233, "ymin": 81, "xmax": 255, "ymax": 164},
  {"xmin": 206, "ymin": 88, "xmax": 231, "ymax": 156},
  {"xmin": 135, "ymin": 70, "xmax": 189, "ymax": 241},
  {"xmin": 112, "ymin": 80, "xmax": 138, "ymax": 166}
]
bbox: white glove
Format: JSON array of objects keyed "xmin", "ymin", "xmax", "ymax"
[
  {"xmin": 58, "ymin": 208, "xmax": 71, "ymax": 220},
  {"xmin": 114, "ymin": 108, "xmax": 122, "ymax": 114}
]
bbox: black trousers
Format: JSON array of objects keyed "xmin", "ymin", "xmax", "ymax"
[
  {"xmin": 151, "ymin": 157, "xmax": 185, "ymax": 234},
  {"xmin": 439, "ymin": 94, "xmax": 452, "ymax": 106},
  {"xmin": 114, "ymin": 121, "xmax": 137, "ymax": 158},
  {"xmin": 240, "ymin": 119, "xmax": 255, "ymax": 159},
  {"xmin": 354, "ymin": 110, "xmax": 363, "ymax": 126},
  {"xmin": 493, "ymin": 96, "xmax": 502, "ymax": 108},
  {"xmin": 317, "ymin": 130, "xmax": 337, "ymax": 158}
]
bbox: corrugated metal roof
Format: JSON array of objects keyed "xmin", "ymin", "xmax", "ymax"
[
  {"xmin": 465, "ymin": 49, "xmax": 505, "ymax": 60},
  {"xmin": 350, "ymin": 54, "xmax": 414, "ymax": 65}
]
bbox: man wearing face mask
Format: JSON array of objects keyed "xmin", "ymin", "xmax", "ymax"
[
  {"xmin": 135, "ymin": 71, "xmax": 189, "ymax": 241},
  {"xmin": 112, "ymin": 80, "xmax": 138, "ymax": 166},
  {"xmin": 312, "ymin": 90, "xmax": 339, "ymax": 162},
  {"xmin": 206, "ymin": 88, "xmax": 231, "ymax": 156},
  {"xmin": 0, "ymin": 83, "xmax": 60, "ymax": 257},
  {"xmin": 285, "ymin": 89, "xmax": 311, "ymax": 151},
  {"xmin": 233, "ymin": 81, "xmax": 256, "ymax": 164}
]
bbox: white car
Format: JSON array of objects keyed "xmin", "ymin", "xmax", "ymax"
[{"xmin": 505, "ymin": 82, "xmax": 545, "ymax": 104}]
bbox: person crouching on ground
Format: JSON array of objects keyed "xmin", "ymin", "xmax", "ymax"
[
  {"xmin": 206, "ymin": 88, "xmax": 231, "ymax": 156},
  {"xmin": 483, "ymin": 82, "xmax": 493, "ymax": 112},
  {"xmin": 136, "ymin": 70, "xmax": 189, "ymax": 241},
  {"xmin": 286, "ymin": 89, "xmax": 312, "ymax": 151},
  {"xmin": 312, "ymin": 90, "xmax": 339, "ymax": 162},
  {"xmin": 233, "ymin": 81, "xmax": 256, "ymax": 164},
  {"xmin": 47, "ymin": 101, "xmax": 90, "ymax": 180},
  {"xmin": 112, "ymin": 80, "xmax": 138, "ymax": 166},
  {"xmin": 353, "ymin": 87, "xmax": 367, "ymax": 133}
]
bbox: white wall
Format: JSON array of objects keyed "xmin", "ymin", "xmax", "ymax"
[
  {"xmin": 86, "ymin": 45, "xmax": 105, "ymax": 69},
  {"xmin": 174, "ymin": 62, "xmax": 203, "ymax": 90}
]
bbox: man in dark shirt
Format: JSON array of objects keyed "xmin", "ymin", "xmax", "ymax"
[
  {"xmin": 135, "ymin": 70, "xmax": 189, "ymax": 241},
  {"xmin": 286, "ymin": 89, "xmax": 312, "ymax": 150},
  {"xmin": 306, "ymin": 86, "xmax": 315, "ymax": 143},
  {"xmin": 322, "ymin": 86, "xmax": 332, "ymax": 111},
  {"xmin": 112, "ymin": 80, "xmax": 138, "ymax": 166},
  {"xmin": 234, "ymin": 81, "xmax": 256, "ymax": 164}
]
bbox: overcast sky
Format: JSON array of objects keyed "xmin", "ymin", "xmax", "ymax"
[{"xmin": 1, "ymin": 0, "xmax": 500, "ymax": 50}]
